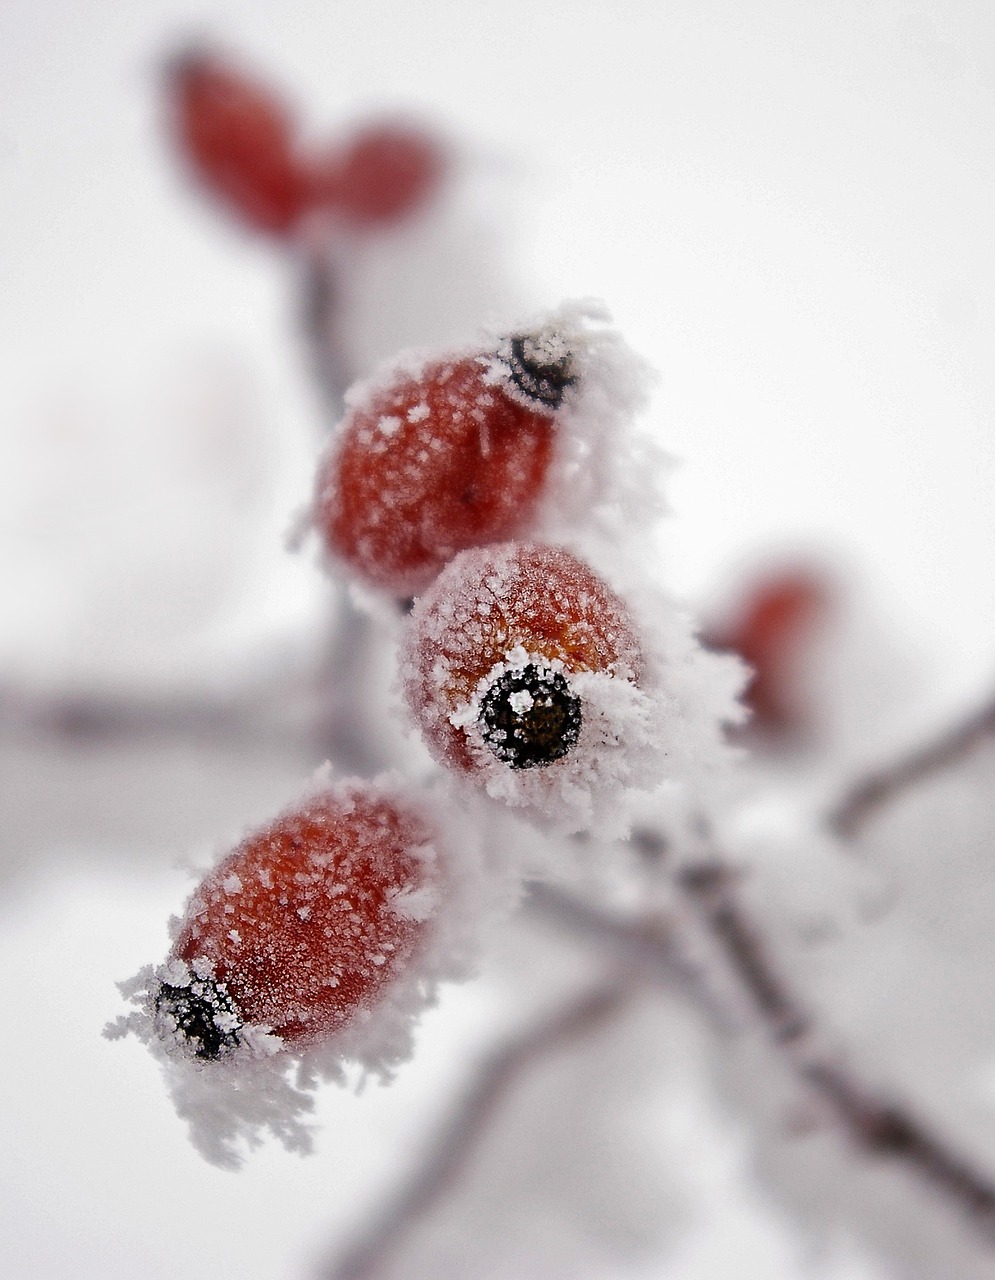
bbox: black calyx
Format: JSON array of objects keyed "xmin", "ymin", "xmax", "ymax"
[
  {"xmin": 505, "ymin": 334, "xmax": 575, "ymax": 409},
  {"xmin": 155, "ymin": 974, "xmax": 242, "ymax": 1060},
  {"xmin": 479, "ymin": 663, "xmax": 582, "ymax": 770}
]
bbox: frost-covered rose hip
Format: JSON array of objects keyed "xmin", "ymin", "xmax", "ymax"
[
  {"xmin": 400, "ymin": 542, "xmax": 659, "ymax": 829},
  {"xmin": 108, "ymin": 777, "xmax": 496, "ymax": 1161},
  {"xmin": 154, "ymin": 781, "xmax": 442, "ymax": 1058},
  {"xmin": 314, "ymin": 328, "xmax": 577, "ymax": 596}
]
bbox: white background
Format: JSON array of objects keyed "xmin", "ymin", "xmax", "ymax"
[{"xmin": 2, "ymin": 2, "xmax": 994, "ymax": 1277}]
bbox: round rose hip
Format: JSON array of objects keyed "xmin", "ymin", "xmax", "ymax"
[
  {"xmin": 314, "ymin": 329, "xmax": 577, "ymax": 596},
  {"xmin": 400, "ymin": 541, "xmax": 644, "ymax": 793}
]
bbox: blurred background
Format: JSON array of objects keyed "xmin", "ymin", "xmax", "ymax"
[{"xmin": 2, "ymin": 2, "xmax": 995, "ymax": 1277}]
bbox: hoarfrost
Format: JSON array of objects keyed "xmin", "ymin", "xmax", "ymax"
[
  {"xmin": 309, "ymin": 299, "xmax": 667, "ymax": 596},
  {"xmin": 401, "ymin": 543, "xmax": 746, "ymax": 838},
  {"xmin": 106, "ymin": 772, "xmax": 515, "ymax": 1167}
]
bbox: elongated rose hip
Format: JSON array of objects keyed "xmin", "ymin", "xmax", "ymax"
[{"xmin": 154, "ymin": 781, "xmax": 442, "ymax": 1057}]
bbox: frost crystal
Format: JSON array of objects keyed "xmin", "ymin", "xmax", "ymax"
[
  {"xmin": 154, "ymin": 966, "xmax": 243, "ymax": 1060},
  {"xmin": 107, "ymin": 772, "xmax": 507, "ymax": 1166},
  {"xmin": 501, "ymin": 331, "xmax": 576, "ymax": 409}
]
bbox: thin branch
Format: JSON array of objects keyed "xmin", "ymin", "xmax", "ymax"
[
  {"xmin": 310, "ymin": 590, "xmax": 402, "ymax": 777},
  {"xmin": 297, "ymin": 233, "xmax": 351, "ymax": 425},
  {"xmin": 526, "ymin": 881, "xmax": 738, "ymax": 1034},
  {"xmin": 827, "ymin": 687, "xmax": 995, "ymax": 839},
  {"xmin": 0, "ymin": 681, "xmax": 308, "ymax": 754},
  {"xmin": 324, "ymin": 981, "xmax": 630, "ymax": 1280},
  {"xmin": 677, "ymin": 858, "xmax": 995, "ymax": 1239},
  {"xmin": 678, "ymin": 862, "xmax": 809, "ymax": 1043},
  {"xmin": 0, "ymin": 626, "xmax": 403, "ymax": 775},
  {"xmin": 530, "ymin": 869, "xmax": 995, "ymax": 1243},
  {"xmin": 800, "ymin": 1060, "xmax": 995, "ymax": 1219}
]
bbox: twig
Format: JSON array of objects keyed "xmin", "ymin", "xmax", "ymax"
[
  {"xmin": 677, "ymin": 858, "xmax": 995, "ymax": 1239},
  {"xmin": 0, "ymin": 681, "xmax": 308, "ymax": 754},
  {"xmin": 0, "ymin": 631, "xmax": 404, "ymax": 775},
  {"xmin": 800, "ymin": 1060, "xmax": 995, "ymax": 1218},
  {"xmin": 325, "ymin": 981, "xmax": 630, "ymax": 1280},
  {"xmin": 530, "ymin": 871, "xmax": 995, "ymax": 1242},
  {"xmin": 827, "ymin": 687, "xmax": 995, "ymax": 839},
  {"xmin": 311, "ymin": 589, "xmax": 400, "ymax": 777},
  {"xmin": 678, "ymin": 862, "xmax": 809, "ymax": 1043},
  {"xmin": 297, "ymin": 232, "xmax": 351, "ymax": 425},
  {"xmin": 526, "ymin": 881, "xmax": 738, "ymax": 1034}
]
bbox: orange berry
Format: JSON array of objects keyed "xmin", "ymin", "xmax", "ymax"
[
  {"xmin": 156, "ymin": 782, "xmax": 441, "ymax": 1057},
  {"xmin": 400, "ymin": 542, "xmax": 643, "ymax": 777},
  {"xmin": 314, "ymin": 331, "xmax": 576, "ymax": 596},
  {"xmin": 167, "ymin": 50, "xmax": 308, "ymax": 236}
]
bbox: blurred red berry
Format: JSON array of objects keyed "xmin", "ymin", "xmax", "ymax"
[
  {"xmin": 308, "ymin": 123, "xmax": 445, "ymax": 227},
  {"xmin": 167, "ymin": 50, "xmax": 309, "ymax": 236},
  {"xmin": 157, "ymin": 782, "xmax": 441, "ymax": 1056},
  {"xmin": 314, "ymin": 330, "xmax": 576, "ymax": 596},
  {"xmin": 707, "ymin": 569, "xmax": 831, "ymax": 736},
  {"xmin": 401, "ymin": 542, "xmax": 643, "ymax": 775}
]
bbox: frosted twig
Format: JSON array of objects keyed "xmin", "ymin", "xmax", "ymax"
[
  {"xmin": 325, "ymin": 981, "xmax": 629, "ymax": 1280},
  {"xmin": 526, "ymin": 881, "xmax": 738, "ymax": 1033},
  {"xmin": 0, "ymin": 682, "xmax": 307, "ymax": 753},
  {"xmin": 678, "ymin": 858, "xmax": 995, "ymax": 1240},
  {"xmin": 310, "ymin": 587, "xmax": 411, "ymax": 777},
  {"xmin": 827, "ymin": 686, "xmax": 995, "ymax": 839},
  {"xmin": 678, "ymin": 861, "xmax": 809, "ymax": 1043},
  {"xmin": 530, "ymin": 869, "xmax": 995, "ymax": 1242},
  {"xmin": 0, "ymin": 642, "xmax": 405, "ymax": 775}
]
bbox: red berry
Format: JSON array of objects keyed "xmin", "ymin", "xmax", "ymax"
[
  {"xmin": 400, "ymin": 542, "xmax": 643, "ymax": 777},
  {"xmin": 167, "ymin": 50, "xmax": 308, "ymax": 236},
  {"xmin": 706, "ymin": 568, "xmax": 831, "ymax": 735},
  {"xmin": 306, "ymin": 123, "xmax": 445, "ymax": 227},
  {"xmin": 157, "ymin": 781, "xmax": 442, "ymax": 1056},
  {"xmin": 314, "ymin": 331, "xmax": 576, "ymax": 596}
]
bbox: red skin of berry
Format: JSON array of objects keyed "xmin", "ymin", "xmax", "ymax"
[
  {"xmin": 306, "ymin": 123, "xmax": 445, "ymax": 227},
  {"xmin": 171, "ymin": 786, "xmax": 437, "ymax": 1046},
  {"xmin": 168, "ymin": 51, "xmax": 308, "ymax": 236},
  {"xmin": 401, "ymin": 542, "xmax": 643, "ymax": 773},
  {"xmin": 316, "ymin": 357, "xmax": 558, "ymax": 596},
  {"xmin": 708, "ymin": 571, "xmax": 830, "ymax": 735}
]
